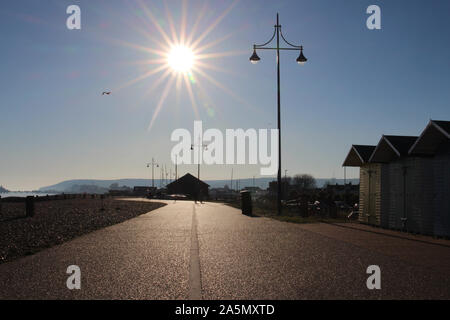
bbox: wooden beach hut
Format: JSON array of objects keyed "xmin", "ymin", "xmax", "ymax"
[
  {"xmin": 409, "ymin": 120, "xmax": 450, "ymax": 237},
  {"xmin": 369, "ymin": 135, "xmax": 420, "ymax": 232},
  {"xmin": 343, "ymin": 120, "xmax": 450, "ymax": 237},
  {"xmin": 342, "ymin": 145, "xmax": 381, "ymax": 225}
]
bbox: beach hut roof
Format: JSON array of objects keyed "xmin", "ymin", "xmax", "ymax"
[
  {"xmin": 369, "ymin": 135, "xmax": 418, "ymax": 163},
  {"xmin": 342, "ymin": 145, "xmax": 376, "ymax": 167},
  {"xmin": 409, "ymin": 120, "xmax": 450, "ymax": 155}
]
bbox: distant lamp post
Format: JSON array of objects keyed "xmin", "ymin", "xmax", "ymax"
[
  {"xmin": 146, "ymin": 158, "xmax": 159, "ymax": 188},
  {"xmin": 250, "ymin": 13, "xmax": 307, "ymax": 216},
  {"xmin": 191, "ymin": 141, "xmax": 208, "ymax": 182},
  {"xmin": 191, "ymin": 138, "xmax": 208, "ymax": 202}
]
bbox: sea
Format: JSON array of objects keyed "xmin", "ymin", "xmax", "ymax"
[{"xmin": 0, "ymin": 192, "xmax": 56, "ymax": 198}]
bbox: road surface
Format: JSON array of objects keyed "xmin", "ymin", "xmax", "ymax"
[{"xmin": 0, "ymin": 200, "xmax": 449, "ymax": 299}]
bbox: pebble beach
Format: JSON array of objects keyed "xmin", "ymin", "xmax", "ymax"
[{"xmin": 0, "ymin": 198, "xmax": 165, "ymax": 264}]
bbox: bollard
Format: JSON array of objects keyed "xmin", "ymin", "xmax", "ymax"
[
  {"xmin": 240, "ymin": 190, "xmax": 252, "ymax": 216},
  {"xmin": 100, "ymin": 194, "xmax": 105, "ymax": 211},
  {"xmin": 26, "ymin": 196, "xmax": 35, "ymax": 217}
]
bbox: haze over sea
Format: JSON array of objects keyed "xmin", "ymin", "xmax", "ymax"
[{"xmin": 0, "ymin": 192, "xmax": 56, "ymax": 198}]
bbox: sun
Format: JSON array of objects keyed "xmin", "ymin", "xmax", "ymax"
[
  {"xmin": 110, "ymin": 0, "xmax": 246, "ymax": 129},
  {"xmin": 167, "ymin": 45, "xmax": 195, "ymax": 73}
]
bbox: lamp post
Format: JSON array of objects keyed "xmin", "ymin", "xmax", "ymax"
[
  {"xmin": 175, "ymin": 154, "xmax": 178, "ymax": 181},
  {"xmin": 250, "ymin": 13, "xmax": 307, "ymax": 216},
  {"xmin": 191, "ymin": 137, "xmax": 208, "ymax": 202},
  {"xmin": 146, "ymin": 158, "xmax": 159, "ymax": 188},
  {"xmin": 284, "ymin": 169, "xmax": 288, "ymax": 201}
]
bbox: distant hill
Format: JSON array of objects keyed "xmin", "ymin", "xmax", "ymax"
[
  {"xmin": 39, "ymin": 178, "xmax": 359, "ymax": 193},
  {"xmin": 39, "ymin": 179, "xmax": 150, "ymax": 193},
  {"xmin": 0, "ymin": 186, "xmax": 9, "ymax": 193}
]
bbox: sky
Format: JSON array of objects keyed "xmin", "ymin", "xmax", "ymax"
[{"xmin": 1, "ymin": 0, "xmax": 450, "ymax": 190}]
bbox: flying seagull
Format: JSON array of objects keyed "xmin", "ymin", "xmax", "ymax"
[{"xmin": 102, "ymin": 91, "xmax": 111, "ymax": 95}]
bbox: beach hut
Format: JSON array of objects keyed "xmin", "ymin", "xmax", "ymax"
[
  {"xmin": 342, "ymin": 145, "xmax": 382, "ymax": 225},
  {"xmin": 369, "ymin": 135, "xmax": 420, "ymax": 232},
  {"xmin": 409, "ymin": 120, "xmax": 450, "ymax": 237},
  {"xmin": 343, "ymin": 120, "xmax": 450, "ymax": 237}
]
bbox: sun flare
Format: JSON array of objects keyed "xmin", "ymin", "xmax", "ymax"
[
  {"xmin": 111, "ymin": 0, "xmax": 245, "ymax": 129},
  {"xmin": 167, "ymin": 45, "xmax": 195, "ymax": 73}
]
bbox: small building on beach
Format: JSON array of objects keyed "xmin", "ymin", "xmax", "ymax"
[
  {"xmin": 342, "ymin": 145, "xmax": 380, "ymax": 225},
  {"xmin": 409, "ymin": 120, "xmax": 450, "ymax": 236},
  {"xmin": 343, "ymin": 120, "xmax": 450, "ymax": 237},
  {"xmin": 368, "ymin": 135, "xmax": 419, "ymax": 230},
  {"xmin": 166, "ymin": 173, "xmax": 209, "ymax": 200}
]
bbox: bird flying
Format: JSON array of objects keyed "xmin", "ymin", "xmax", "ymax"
[{"xmin": 102, "ymin": 92, "xmax": 111, "ymax": 95}]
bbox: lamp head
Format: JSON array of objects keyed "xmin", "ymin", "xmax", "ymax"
[
  {"xmin": 296, "ymin": 46, "xmax": 307, "ymax": 66},
  {"xmin": 249, "ymin": 49, "xmax": 260, "ymax": 64}
]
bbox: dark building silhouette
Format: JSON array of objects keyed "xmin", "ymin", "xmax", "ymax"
[
  {"xmin": 133, "ymin": 186, "xmax": 157, "ymax": 197},
  {"xmin": 166, "ymin": 173, "xmax": 209, "ymax": 199},
  {"xmin": 324, "ymin": 183, "xmax": 359, "ymax": 197}
]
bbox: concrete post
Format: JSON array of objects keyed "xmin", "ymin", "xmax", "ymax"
[{"xmin": 26, "ymin": 196, "xmax": 35, "ymax": 217}]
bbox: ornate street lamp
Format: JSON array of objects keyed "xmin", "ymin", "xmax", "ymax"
[{"xmin": 250, "ymin": 13, "xmax": 307, "ymax": 216}]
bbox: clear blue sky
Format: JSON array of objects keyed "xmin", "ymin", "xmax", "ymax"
[{"xmin": 1, "ymin": 0, "xmax": 450, "ymax": 190}]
